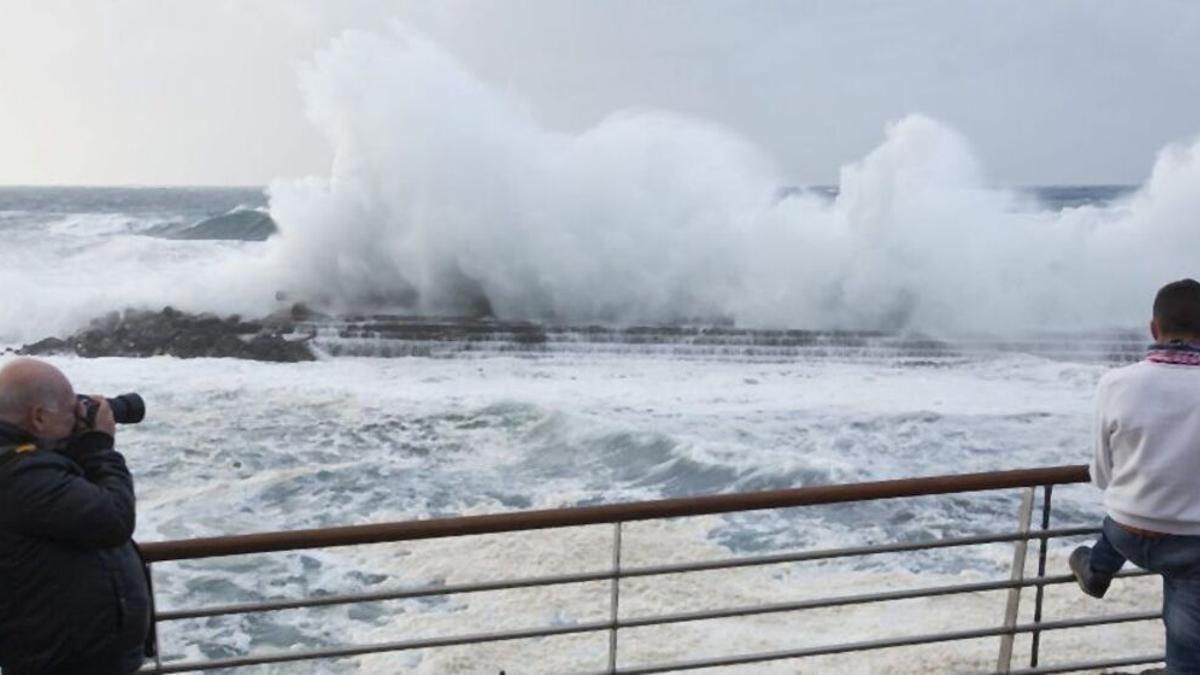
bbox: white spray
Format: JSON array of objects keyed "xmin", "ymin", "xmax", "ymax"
[
  {"xmin": 2, "ymin": 26, "xmax": 1197, "ymax": 343},
  {"xmin": 264, "ymin": 27, "xmax": 1200, "ymax": 334}
]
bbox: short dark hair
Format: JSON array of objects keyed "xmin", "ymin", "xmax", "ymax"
[{"xmin": 1153, "ymin": 279, "xmax": 1200, "ymax": 335}]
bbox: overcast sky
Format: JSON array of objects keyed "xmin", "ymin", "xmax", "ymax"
[{"xmin": 2, "ymin": 0, "xmax": 1199, "ymax": 186}]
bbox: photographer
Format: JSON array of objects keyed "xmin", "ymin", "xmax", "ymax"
[{"xmin": 0, "ymin": 358, "xmax": 149, "ymax": 675}]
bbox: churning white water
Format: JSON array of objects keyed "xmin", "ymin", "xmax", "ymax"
[{"xmin": 47, "ymin": 353, "xmax": 1157, "ymax": 673}]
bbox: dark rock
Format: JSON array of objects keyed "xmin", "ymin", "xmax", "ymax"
[
  {"xmin": 20, "ymin": 337, "xmax": 69, "ymax": 355},
  {"xmin": 290, "ymin": 303, "xmax": 322, "ymax": 321},
  {"xmin": 241, "ymin": 333, "xmax": 314, "ymax": 363},
  {"xmin": 512, "ymin": 327, "xmax": 547, "ymax": 344},
  {"xmin": 19, "ymin": 307, "xmax": 315, "ymax": 362},
  {"xmin": 259, "ymin": 303, "xmax": 327, "ymax": 334}
]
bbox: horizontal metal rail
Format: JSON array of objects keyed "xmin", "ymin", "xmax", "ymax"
[
  {"xmin": 600, "ymin": 612, "xmax": 1162, "ymax": 675},
  {"xmin": 1006, "ymin": 654, "xmax": 1168, "ymax": 675},
  {"xmin": 147, "ymin": 609, "xmax": 1161, "ymax": 673},
  {"xmin": 612, "ymin": 573, "xmax": 1153, "ymax": 632},
  {"xmin": 156, "ymin": 525, "xmax": 1111, "ymax": 621},
  {"xmin": 141, "ymin": 465, "xmax": 1088, "ymax": 561},
  {"xmin": 1008, "ymin": 653, "xmax": 1166, "ymax": 672}
]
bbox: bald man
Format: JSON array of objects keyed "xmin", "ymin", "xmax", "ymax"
[{"xmin": 0, "ymin": 358, "xmax": 150, "ymax": 675}]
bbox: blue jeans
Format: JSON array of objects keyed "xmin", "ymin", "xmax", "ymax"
[{"xmin": 1092, "ymin": 516, "xmax": 1200, "ymax": 673}]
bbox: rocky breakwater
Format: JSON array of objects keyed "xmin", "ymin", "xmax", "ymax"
[{"xmin": 18, "ymin": 307, "xmax": 316, "ymax": 362}]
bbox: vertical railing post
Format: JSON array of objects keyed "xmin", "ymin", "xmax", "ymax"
[
  {"xmin": 997, "ymin": 487, "xmax": 1036, "ymax": 673},
  {"xmin": 145, "ymin": 561, "xmax": 164, "ymax": 674},
  {"xmin": 608, "ymin": 521, "xmax": 623, "ymax": 674},
  {"xmin": 1029, "ymin": 484, "xmax": 1054, "ymax": 668}
]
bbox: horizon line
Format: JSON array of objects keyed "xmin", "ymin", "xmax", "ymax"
[{"xmin": 0, "ymin": 182, "xmax": 1143, "ymax": 190}]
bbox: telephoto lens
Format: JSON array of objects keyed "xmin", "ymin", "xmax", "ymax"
[
  {"xmin": 77, "ymin": 393, "xmax": 146, "ymax": 426},
  {"xmin": 108, "ymin": 393, "xmax": 145, "ymax": 424}
]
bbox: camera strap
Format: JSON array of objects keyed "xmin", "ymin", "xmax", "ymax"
[{"xmin": 0, "ymin": 442, "xmax": 37, "ymax": 469}]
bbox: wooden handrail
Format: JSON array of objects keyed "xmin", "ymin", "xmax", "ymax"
[{"xmin": 139, "ymin": 464, "xmax": 1090, "ymax": 562}]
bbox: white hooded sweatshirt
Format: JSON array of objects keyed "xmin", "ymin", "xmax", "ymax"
[{"xmin": 1091, "ymin": 359, "xmax": 1200, "ymax": 535}]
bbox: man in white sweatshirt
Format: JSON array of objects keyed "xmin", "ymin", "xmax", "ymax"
[{"xmin": 1071, "ymin": 278, "xmax": 1200, "ymax": 672}]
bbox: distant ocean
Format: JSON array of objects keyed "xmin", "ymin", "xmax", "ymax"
[{"xmin": 0, "ymin": 182, "xmax": 1134, "ymax": 225}]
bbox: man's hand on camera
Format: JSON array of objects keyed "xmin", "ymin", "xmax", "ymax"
[{"xmin": 76, "ymin": 395, "xmax": 116, "ymax": 438}]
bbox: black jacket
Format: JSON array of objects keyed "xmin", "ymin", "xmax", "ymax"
[{"xmin": 0, "ymin": 422, "xmax": 150, "ymax": 674}]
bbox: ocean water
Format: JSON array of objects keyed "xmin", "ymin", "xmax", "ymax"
[{"xmin": 3, "ymin": 26, "xmax": 1196, "ymax": 673}]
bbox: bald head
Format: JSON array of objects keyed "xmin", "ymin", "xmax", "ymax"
[{"xmin": 0, "ymin": 358, "xmax": 76, "ymax": 438}]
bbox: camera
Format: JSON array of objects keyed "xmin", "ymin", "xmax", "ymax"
[{"xmin": 77, "ymin": 393, "xmax": 146, "ymax": 428}]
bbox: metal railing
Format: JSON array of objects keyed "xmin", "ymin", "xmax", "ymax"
[{"xmin": 137, "ymin": 465, "xmax": 1165, "ymax": 673}]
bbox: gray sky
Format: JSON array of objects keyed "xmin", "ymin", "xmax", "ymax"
[{"xmin": 2, "ymin": 0, "xmax": 1198, "ymax": 186}]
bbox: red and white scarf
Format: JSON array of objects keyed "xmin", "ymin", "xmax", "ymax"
[{"xmin": 1146, "ymin": 342, "xmax": 1200, "ymax": 366}]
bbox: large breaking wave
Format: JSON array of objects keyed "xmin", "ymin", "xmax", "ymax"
[
  {"xmin": 262, "ymin": 27, "xmax": 1200, "ymax": 334},
  {"xmin": 1, "ymin": 27, "xmax": 1196, "ymax": 344}
]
